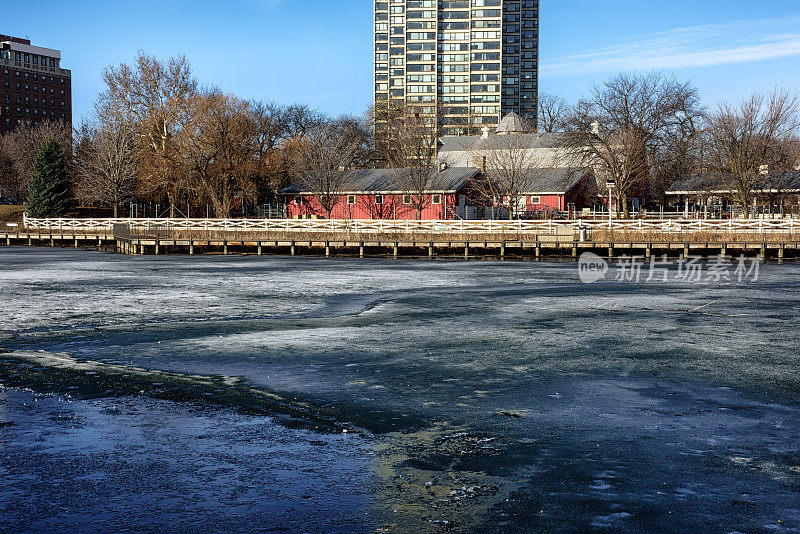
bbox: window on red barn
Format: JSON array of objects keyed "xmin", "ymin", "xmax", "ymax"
[
  {"xmin": 403, "ymin": 194, "xmax": 412, "ymax": 205},
  {"xmin": 347, "ymin": 195, "xmax": 356, "ymax": 205},
  {"xmin": 530, "ymin": 196, "xmax": 540, "ymax": 205},
  {"xmin": 432, "ymin": 194, "xmax": 442, "ymax": 205},
  {"xmin": 375, "ymin": 195, "xmax": 384, "ymax": 205}
]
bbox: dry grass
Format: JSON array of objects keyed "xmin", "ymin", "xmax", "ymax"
[
  {"xmin": 0, "ymin": 206, "xmax": 25, "ymax": 223},
  {"xmin": 590, "ymin": 228, "xmax": 798, "ymax": 244}
]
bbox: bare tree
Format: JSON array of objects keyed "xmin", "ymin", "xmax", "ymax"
[
  {"xmin": 704, "ymin": 89, "xmax": 800, "ymax": 217},
  {"xmin": 283, "ymin": 104, "xmax": 327, "ymax": 139},
  {"xmin": 367, "ymin": 101, "xmax": 401, "ymax": 168},
  {"xmin": 0, "ymin": 138, "xmax": 17, "ymax": 201},
  {"xmin": 73, "ymin": 120, "xmax": 138, "ymax": 217},
  {"xmin": 0, "ymin": 121, "xmax": 72, "ymax": 202},
  {"xmin": 185, "ymin": 90, "xmax": 262, "ymax": 218},
  {"xmin": 470, "ymin": 134, "xmax": 560, "ymax": 219},
  {"xmin": 293, "ymin": 122, "xmax": 362, "ymax": 218},
  {"xmin": 386, "ymin": 104, "xmax": 443, "ymax": 219},
  {"xmin": 246, "ymin": 101, "xmax": 337, "ymax": 204},
  {"xmin": 650, "ymin": 102, "xmax": 706, "ymax": 204},
  {"xmin": 564, "ymin": 72, "xmax": 701, "ymax": 217},
  {"xmin": 538, "ymin": 93, "xmax": 569, "ymax": 133},
  {"xmin": 249, "ymin": 100, "xmax": 294, "ymax": 200},
  {"xmin": 98, "ymin": 52, "xmax": 197, "ymax": 203},
  {"xmin": 785, "ymin": 135, "xmax": 800, "ymax": 170}
]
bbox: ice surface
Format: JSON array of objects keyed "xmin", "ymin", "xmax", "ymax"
[{"xmin": 1, "ymin": 247, "xmax": 800, "ymax": 533}]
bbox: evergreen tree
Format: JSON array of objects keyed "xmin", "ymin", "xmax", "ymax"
[{"xmin": 26, "ymin": 139, "xmax": 71, "ymax": 217}]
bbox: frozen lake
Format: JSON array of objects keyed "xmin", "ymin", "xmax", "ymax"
[{"xmin": 1, "ymin": 247, "xmax": 799, "ymax": 533}]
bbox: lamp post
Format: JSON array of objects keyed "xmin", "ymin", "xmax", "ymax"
[{"xmin": 606, "ymin": 180, "xmax": 615, "ymax": 230}]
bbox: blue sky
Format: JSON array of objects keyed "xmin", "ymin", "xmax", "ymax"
[{"xmin": 4, "ymin": 0, "xmax": 800, "ymax": 123}]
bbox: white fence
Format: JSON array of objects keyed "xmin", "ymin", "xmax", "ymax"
[{"xmin": 19, "ymin": 215, "xmax": 800, "ymax": 235}]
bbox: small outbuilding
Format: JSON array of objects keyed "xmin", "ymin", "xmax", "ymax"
[{"xmin": 665, "ymin": 170, "xmax": 800, "ymax": 216}]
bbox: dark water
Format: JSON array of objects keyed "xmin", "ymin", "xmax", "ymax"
[{"xmin": 1, "ymin": 247, "xmax": 799, "ymax": 533}]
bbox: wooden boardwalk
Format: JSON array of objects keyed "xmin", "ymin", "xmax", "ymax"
[{"xmin": 1, "ymin": 230, "xmax": 797, "ymax": 261}]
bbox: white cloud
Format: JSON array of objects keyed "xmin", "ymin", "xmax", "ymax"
[{"xmin": 542, "ymin": 15, "xmax": 800, "ymax": 78}]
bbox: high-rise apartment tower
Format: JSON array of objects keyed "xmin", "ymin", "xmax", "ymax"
[{"xmin": 374, "ymin": 0, "xmax": 539, "ymax": 136}]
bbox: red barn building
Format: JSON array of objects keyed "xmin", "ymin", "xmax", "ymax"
[
  {"xmin": 519, "ymin": 168, "xmax": 590, "ymax": 213},
  {"xmin": 282, "ymin": 167, "xmax": 480, "ymax": 220}
]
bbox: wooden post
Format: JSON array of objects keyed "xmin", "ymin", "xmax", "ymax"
[
  {"xmin": 683, "ymin": 244, "xmax": 689, "ymax": 258},
  {"xmin": 760, "ymin": 245, "xmax": 766, "ymax": 261},
  {"xmin": 464, "ymin": 242, "xmax": 469, "ymax": 259},
  {"xmin": 50, "ymin": 236, "xmax": 54, "ymax": 247},
  {"xmin": 720, "ymin": 244, "xmax": 727, "ymax": 260},
  {"xmin": 645, "ymin": 245, "xmax": 651, "ymax": 261},
  {"xmin": 74, "ymin": 237, "xmax": 78, "ymax": 248},
  {"xmin": 6, "ymin": 236, "xmax": 10, "ymax": 246},
  {"xmin": 291, "ymin": 241, "xmax": 296, "ymax": 256},
  {"xmin": 27, "ymin": 235, "xmax": 31, "ymax": 246},
  {"xmin": 572, "ymin": 245, "xmax": 577, "ymax": 258},
  {"xmin": 393, "ymin": 242, "xmax": 398, "ymax": 259},
  {"xmin": 778, "ymin": 245, "xmax": 785, "ymax": 262},
  {"xmin": 223, "ymin": 241, "xmax": 228, "ymax": 255},
  {"xmin": 535, "ymin": 244, "xmax": 541, "ymax": 259},
  {"xmin": 359, "ymin": 242, "xmax": 365, "ymax": 258},
  {"xmin": 608, "ymin": 246, "xmax": 613, "ymax": 260},
  {"xmin": 155, "ymin": 239, "xmax": 160, "ymax": 255},
  {"xmin": 500, "ymin": 242, "xmax": 505, "ymax": 259},
  {"xmin": 257, "ymin": 242, "xmax": 262, "ymax": 256},
  {"xmin": 189, "ymin": 241, "xmax": 195, "ymax": 255},
  {"xmin": 429, "ymin": 242, "xmax": 434, "ymax": 258},
  {"xmin": 325, "ymin": 242, "xmax": 330, "ymax": 257}
]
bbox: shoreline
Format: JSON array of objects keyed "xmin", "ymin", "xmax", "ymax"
[{"xmin": 1, "ymin": 240, "xmax": 797, "ymax": 262}]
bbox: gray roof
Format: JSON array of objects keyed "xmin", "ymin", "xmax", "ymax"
[
  {"xmin": 519, "ymin": 168, "xmax": 588, "ymax": 194},
  {"xmin": 281, "ymin": 167, "xmax": 480, "ymax": 195},
  {"xmin": 496, "ymin": 112, "xmax": 528, "ymax": 134},
  {"xmin": 666, "ymin": 171, "xmax": 800, "ymax": 194},
  {"xmin": 439, "ymin": 132, "xmax": 570, "ymax": 153}
]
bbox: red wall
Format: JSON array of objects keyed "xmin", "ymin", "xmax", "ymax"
[
  {"xmin": 285, "ymin": 193, "xmax": 461, "ymax": 220},
  {"xmin": 523, "ymin": 194, "xmax": 565, "ymax": 211}
]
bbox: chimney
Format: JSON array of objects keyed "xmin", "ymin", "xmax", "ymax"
[
  {"xmin": 591, "ymin": 121, "xmax": 600, "ymax": 135},
  {"xmin": 481, "ymin": 126, "xmax": 492, "ymax": 139},
  {"xmin": 759, "ymin": 164, "xmax": 769, "ymax": 176}
]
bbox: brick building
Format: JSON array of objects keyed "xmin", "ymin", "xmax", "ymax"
[{"xmin": 0, "ymin": 34, "xmax": 72, "ymax": 134}]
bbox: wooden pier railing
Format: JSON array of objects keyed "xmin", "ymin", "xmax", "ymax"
[
  {"xmin": 2, "ymin": 216, "xmax": 799, "ymax": 260},
  {"xmin": 21, "ymin": 215, "xmax": 800, "ymax": 235}
]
